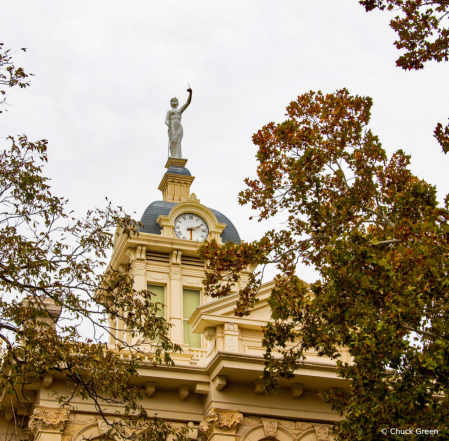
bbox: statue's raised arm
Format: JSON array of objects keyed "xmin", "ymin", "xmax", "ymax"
[{"xmin": 180, "ymin": 87, "xmax": 192, "ymax": 113}]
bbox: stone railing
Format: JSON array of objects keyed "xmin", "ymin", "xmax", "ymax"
[{"xmin": 190, "ymin": 348, "xmax": 208, "ymax": 361}]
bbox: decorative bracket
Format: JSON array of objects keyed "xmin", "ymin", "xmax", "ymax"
[
  {"xmin": 178, "ymin": 385, "xmax": 189, "ymax": 400},
  {"xmin": 291, "ymin": 383, "xmax": 304, "ymax": 398},
  {"xmin": 171, "ymin": 250, "xmax": 182, "ymax": 264}
]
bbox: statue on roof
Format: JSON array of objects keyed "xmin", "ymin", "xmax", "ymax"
[{"xmin": 165, "ymin": 87, "xmax": 192, "ymax": 158}]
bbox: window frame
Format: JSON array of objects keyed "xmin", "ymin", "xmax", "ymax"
[
  {"xmin": 147, "ymin": 283, "xmax": 166, "ymax": 318},
  {"xmin": 182, "ymin": 287, "xmax": 202, "ymax": 348}
]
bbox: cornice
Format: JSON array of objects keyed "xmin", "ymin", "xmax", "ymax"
[
  {"xmin": 189, "ymin": 313, "xmax": 271, "ymax": 333},
  {"xmin": 158, "ymin": 173, "xmax": 195, "ymax": 192},
  {"xmin": 132, "ymin": 351, "xmax": 339, "ymax": 380},
  {"xmin": 112, "ymin": 233, "xmax": 204, "ymax": 267},
  {"xmin": 188, "ymin": 283, "xmax": 277, "ymax": 332}
]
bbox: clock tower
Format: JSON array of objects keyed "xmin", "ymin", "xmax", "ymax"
[
  {"xmin": 96, "ymin": 155, "xmax": 342, "ymax": 441},
  {"xmin": 110, "ymin": 156, "xmax": 243, "ymax": 359}
]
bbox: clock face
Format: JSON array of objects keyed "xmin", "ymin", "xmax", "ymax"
[{"xmin": 174, "ymin": 213, "xmax": 209, "ymax": 241}]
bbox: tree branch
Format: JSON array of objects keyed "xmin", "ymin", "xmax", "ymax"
[
  {"xmin": 361, "ymin": 206, "xmax": 395, "ymax": 228},
  {"xmin": 374, "ymin": 239, "xmax": 400, "ymax": 246},
  {"xmin": 402, "ymin": 325, "xmax": 438, "ymax": 340}
]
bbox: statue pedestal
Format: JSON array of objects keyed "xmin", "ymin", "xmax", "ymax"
[
  {"xmin": 159, "ymin": 157, "xmax": 194, "ymax": 202},
  {"xmin": 165, "ymin": 157, "xmax": 188, "ymax": 168}
]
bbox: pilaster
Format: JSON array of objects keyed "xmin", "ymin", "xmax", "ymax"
[
  {"xmin": 223, "ymin": 323, "xmax": 239, "ymax": 353},
  {"xmin": 125, "ymin": 246, "xmax": 147, "ymax": 345},
  {"xmin": 128, "ymin": 246, "xmax": 147, "ymax": 291},
  {"xmin": 169, "ymin": 262, "xmax": 183, "ymax": 344},
  {"xmin": 215, "ymin": 325, "xmax": 224, "ymax": 351}
]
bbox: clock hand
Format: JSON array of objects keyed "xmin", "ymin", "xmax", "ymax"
[{"xmin": 186, "ymin": 225, "xmax": 202, "ymax": 240}]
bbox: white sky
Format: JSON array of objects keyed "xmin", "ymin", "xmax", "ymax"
[{"xmin": 2, "ymin": 0, "xmax": 448, "ymax": 284}]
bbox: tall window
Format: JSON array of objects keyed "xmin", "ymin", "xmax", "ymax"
[
  {"xmin": 148, "ymin": 284, "xmax": 165, "ymax": 317},
  {"xmin": 183, "ymin": 289, "xmax": 201, "ymax": 347}
]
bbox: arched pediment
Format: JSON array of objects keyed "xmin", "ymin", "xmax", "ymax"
[
  {"xmin": 156, "ymin": 194, "xmax": 227, "ymax": 242},
  {"xmin": 297, "ymin": 429, "xmax": 320, "ymax": 440},
  {"xmin": 71, "ymin": 421, "xmax": 116, "ymax": 441},
  {"xmin": 72, "ymin": 422, "xmax": 101, "ymax": 440}
]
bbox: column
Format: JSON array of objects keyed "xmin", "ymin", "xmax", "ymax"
[{"xmin": 129, "ymin": 246, "xmax": 147, "ymax": 346}]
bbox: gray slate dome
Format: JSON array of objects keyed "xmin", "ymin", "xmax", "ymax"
[
  {"xmin": 139, "ymin": 201, "xmax": 241, "ymax": 244},
  {"xmin": 166, "ymin": 165, "xmax": 191, "ymax": 176}
]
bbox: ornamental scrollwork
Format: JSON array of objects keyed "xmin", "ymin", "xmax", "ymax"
[
  {"xmin": 199, "ymin": 408, "xmax": 243, "ymax": 438},
  {"xmin": 28, "ymin": 406, "xmax": 70, "ymax": 434}
]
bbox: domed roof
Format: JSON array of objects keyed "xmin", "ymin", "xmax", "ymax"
[
  {"xmin": 166, "ymin": 165, "xmax": 191, "ymax": 176},
  {"xmin": 139, "ymin": 201, "xmax": 241, "ymax": 244}
]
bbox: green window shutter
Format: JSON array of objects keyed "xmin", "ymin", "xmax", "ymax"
[
  {"xmin": 148, "ymin": 284, "xmax": 165, "ymax": 317},
  {"xmin": 183, "ymin": 289, "xmax": 201, "ymax": 348}
]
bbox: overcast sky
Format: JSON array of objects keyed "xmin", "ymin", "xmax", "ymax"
[{"xmin": 2, "ymin": 0, "xmax": 448, "ymax": 283}]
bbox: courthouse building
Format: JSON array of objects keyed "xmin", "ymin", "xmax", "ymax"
[{"xmin": 2, "ymin": 157, "xmax": 348, "ymax": 441}]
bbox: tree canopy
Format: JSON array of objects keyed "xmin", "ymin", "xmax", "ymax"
[
  {"xmin": 0, "ymin": 44, "xmax": 186, "ymax": 441},
  {"xmin": 200, "ymin": 89, "xmax": 449, "ymax": 440}
]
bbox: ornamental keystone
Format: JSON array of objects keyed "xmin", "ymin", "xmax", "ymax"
[
  {"xmin": 262, "ymin": 419, "xmax": 278, "ymax": 439},
  {"xmin": 315, "ymin": 425, "xmax": 330, "ymax": 440}
]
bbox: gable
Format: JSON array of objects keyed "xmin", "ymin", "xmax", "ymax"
[{"xmin": 189, "ymin": 281, "xmax": 276, "ymax": 333}]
